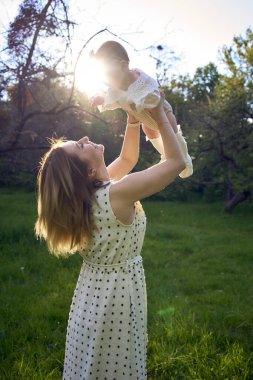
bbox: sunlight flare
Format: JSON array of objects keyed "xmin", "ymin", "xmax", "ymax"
[{"xmin": 75, "ymin": 55, "xmax": 105, "ymax": 97}]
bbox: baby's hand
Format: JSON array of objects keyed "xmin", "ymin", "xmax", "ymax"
[{"xmin": 90, "ymin": 95, "xmax": 104, "ymax": 108}]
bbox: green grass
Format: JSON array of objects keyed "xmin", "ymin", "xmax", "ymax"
[{"xmin": 0, "ymin": 189, "xmax": 252, "ymax": 379}]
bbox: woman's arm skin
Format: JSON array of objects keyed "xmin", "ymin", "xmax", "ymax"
[{"xmin": 106, "ymin": 114, "xmax": 140, "ymax": 181}]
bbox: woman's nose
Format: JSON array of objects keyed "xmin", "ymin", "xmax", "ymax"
[{"xmin": 79, "ymin": 136, "xmax": 89, "ymax": 144}]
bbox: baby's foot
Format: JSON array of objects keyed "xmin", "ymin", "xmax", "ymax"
[{"xmin": 176, "ymin": 125, "xmax": 193, "ymax": 178}]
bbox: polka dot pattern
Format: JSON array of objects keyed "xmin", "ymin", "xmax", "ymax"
[{"xmin": 63, "ymin": 181, "xmax": 148, "ymax": 379}]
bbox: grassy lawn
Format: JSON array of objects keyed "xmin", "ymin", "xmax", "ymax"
[{"xmin": 0, "ymin": 189, "xmax": 252, "ymax": 379}]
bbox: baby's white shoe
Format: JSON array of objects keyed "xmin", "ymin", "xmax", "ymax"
[
  {"xmin": 148, "ymin": 136, "xmax": 165, "ymax": 163},
  {"xmin": 148, "ymin": 129, "xmax": 193, "ymax": 178},
  {"xmin": 176, "ymin": 125, "xmax": 193, "ymax": 178}
]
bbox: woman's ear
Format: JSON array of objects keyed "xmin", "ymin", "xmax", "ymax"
[{"xmin": 88, "ymin": 167, "xmax": 97, "ymax": 179}]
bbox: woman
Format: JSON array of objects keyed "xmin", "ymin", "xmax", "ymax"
[{"xmin": 35, "ymin": 94, "xmax": 185, "ymax": 380}]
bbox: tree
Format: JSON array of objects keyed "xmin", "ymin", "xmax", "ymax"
[
  {"xmin": 0, "ymin": 0, "xmax": 77, "ymax": 149},
  {"xmin": 164, "ymin": 29, "xmax": 253, "ymax": 211},
  {"xmin": 215, "ymin": 27, "xmax": 253, "ymax": 210}
]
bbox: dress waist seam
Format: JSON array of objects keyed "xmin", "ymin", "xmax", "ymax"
[{"xmin": 82, "ymin": 255, "xmax": 142, "ymax": 270}]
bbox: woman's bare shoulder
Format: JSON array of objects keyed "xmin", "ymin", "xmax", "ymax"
[{"xmin": 108, "ymin": 180, "xmax": 136, "ymax": 225}]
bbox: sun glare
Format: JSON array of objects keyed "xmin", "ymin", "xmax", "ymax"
[{"xmin": 75, "ymin": 56, "xmax": 106, "ymax": 97}]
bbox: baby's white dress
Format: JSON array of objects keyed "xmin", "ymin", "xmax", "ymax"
[
  {"xmin": 97, "ymin": 68, "xmax": 193, "ymax": 178},
  {"xmin": 98, "ymin": 68, "xmax": 173, "ymax": 132}
]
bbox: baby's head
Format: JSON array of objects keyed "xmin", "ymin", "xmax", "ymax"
[{"xmin": 93, "ymin": 41, "xmax": 130, "ymax": 88}]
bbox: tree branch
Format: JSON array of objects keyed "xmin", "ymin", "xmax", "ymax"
[
  {"xmin": 203, "ymin": 120, "xmax": 242, "ymax": 171},
  {"xmin": 3, "ymin": 104, "xmax": 108, "ymax": 153},
  {"xmin": 17, "ymin": 0, "xmax": 54, "ymax": 116}
]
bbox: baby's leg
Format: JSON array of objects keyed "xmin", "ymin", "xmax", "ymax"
[
  {"xmin": 164, "ymin": 111, "xmax": 194, "ymax": 177},
  {"xmin": 144, "ymin": 110, "xmax": 193, "ymax": 178},
  {"xmin": 142, "ymin": 124, "xmax": 160, "ymax": 139},
  {"xmin": 142, "ymin": 110, "xmax": 174, "ymax": 162},
  {"xmin": 142, "ymin": 124, "xmax": 166, "ymax": 162},
  {"xmin": 142, "ymin": 110, "xmax": 177, "ymax": 162}
]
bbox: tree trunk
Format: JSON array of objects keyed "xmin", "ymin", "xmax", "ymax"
[
  {"xmin": 224, "ymin": 190, "xmax": 251, "ymax": 212},
  {"xmin": 226, "ymin": 161, "xmax": 234, "ymax": 201}
]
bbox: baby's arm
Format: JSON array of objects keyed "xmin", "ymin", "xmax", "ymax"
[
  {"xmin": 91, "ymin": 89, "xmax": 120, "ymax": 112},
  {"xmin": 98, "ymin": 100, "xmax": 120, "ymax": 112}
]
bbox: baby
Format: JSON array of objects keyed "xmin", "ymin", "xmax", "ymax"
[{"xmin": 90, "ymin": 40, "xmax": 193, "ymax": 178}]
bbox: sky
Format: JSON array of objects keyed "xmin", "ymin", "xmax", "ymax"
[
  {"xmin": 69, "ymin": 0, "xmax": 253, "ymax": 76},
  {"xmin": 0, "ymin": 0, "xmax": 253, "ymax": 92}
]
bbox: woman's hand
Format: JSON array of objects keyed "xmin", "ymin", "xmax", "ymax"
[
  {"xmin": 141, "ymin": 91, "xmax": 165, "ymax": 139},
  {"xmin": 148, "ymin": 90, "xmax": 165, "ymax": 118},
  {"xmin": 127, "ymin": 112, "xmax": 139, "ymax": 125}
]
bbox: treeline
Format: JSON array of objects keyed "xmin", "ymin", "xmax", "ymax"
[
  {"xmin": 162, "ymin": 28, "xmax": 253, "ymax": 210},
  {"xmin": 0, "ymin": 0, "xmax": 252, "ymax": 211}
]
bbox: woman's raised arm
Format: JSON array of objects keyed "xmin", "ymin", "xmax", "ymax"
[{"xmin": 106, "ymin": 114, "xmax": 141, "ymax": 181}]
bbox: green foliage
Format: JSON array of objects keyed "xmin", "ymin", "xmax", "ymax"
[{"xmin": 0, "ymin": 169, "xmax": 36, "ymax": 191}]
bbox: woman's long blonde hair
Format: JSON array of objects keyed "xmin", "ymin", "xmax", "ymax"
[{"xmin": 34, "ymin": 137, "xmax": 104, "ymax": 258}]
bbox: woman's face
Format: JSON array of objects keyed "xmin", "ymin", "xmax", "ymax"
[{"xmin": 61, "ymin": 136, "xmax": 104, "ymax": 168}]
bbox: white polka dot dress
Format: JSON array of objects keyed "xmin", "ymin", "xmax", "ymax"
[{"xmin": 62, "ymin": 180, "xmax": 148, "ymax": 379}]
